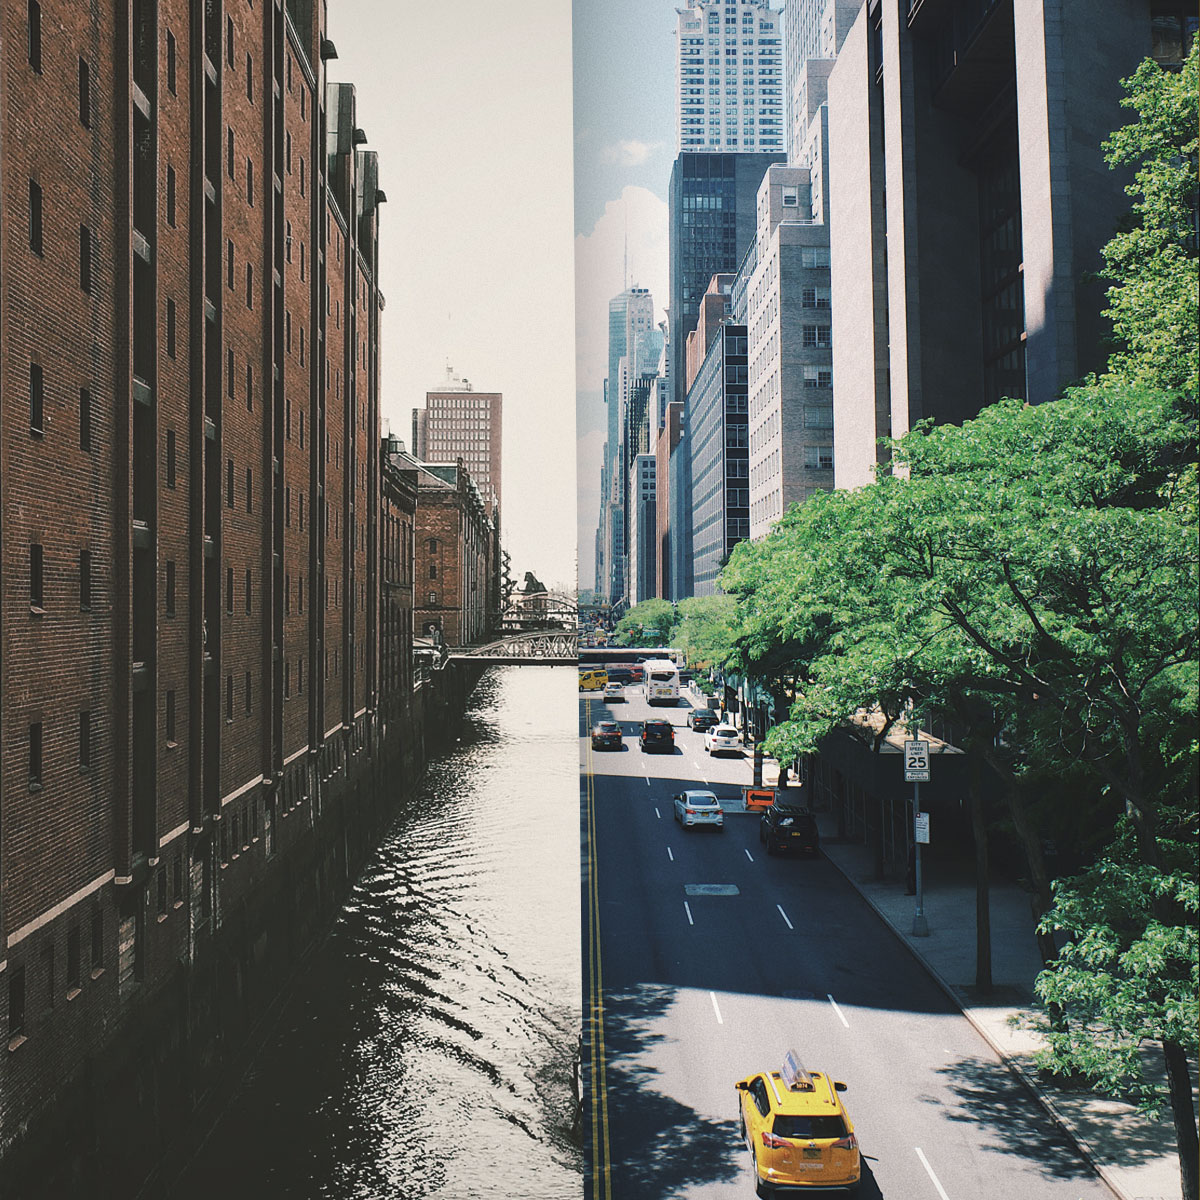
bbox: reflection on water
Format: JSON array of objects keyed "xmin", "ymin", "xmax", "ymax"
[{"xmin": 170, "ymin": 668, "xmax": 582, "ymax": 1199}]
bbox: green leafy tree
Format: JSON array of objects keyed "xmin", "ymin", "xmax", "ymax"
[
  {"xmin": 672, "ymin": 595, "xmax": 738, "ymax": 670},
  {"xmin": 1101, "ymin": 44, "xmax": 1198, "ymax": 394},
  {"xmin": 612, "ymin": 599, "xmax": 675, "ymax": 647},
  {"xmin": 719, "ymin": 381, "xmax": 1197, "ymax": 1191},
  {"xmin": 1036, "ymin": 823, "xmax": 1198, "ymax": 1124}
]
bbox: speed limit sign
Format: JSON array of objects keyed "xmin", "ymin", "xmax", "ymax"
[{"xmin": 904, "ymin": 739, "xmax": 930, "ymax": 782}]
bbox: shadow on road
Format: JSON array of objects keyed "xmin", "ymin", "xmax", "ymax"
[
  {"xmin": 931, "ymin": 1055, "xmax": 1116, "ymax": 1181},
  {"xmin": 589, "ymin": 983, "xmax": 744, "ymax": 1198}
]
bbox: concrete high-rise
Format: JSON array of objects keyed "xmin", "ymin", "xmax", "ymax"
[
  {"xmin": 668, "ymin": 151, "xmax": 784, "ymax": 406},
  {"xmin": 826, "ymin": 0, "xmax": 1180, "ymax": 488},
  {"xmin": 675, "ymin": 0, "xmax": 785, "ymax": 154},
  {"xmin": 740, "ymin": 165, "xmax": 835, "ymax": 538},
  {"xmin": 413, "ymin": 367, "xmax": 502, "ymax": 513}
]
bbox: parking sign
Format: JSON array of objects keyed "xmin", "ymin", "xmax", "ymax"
[{"xmin": 904, "ymin": 739, "xmax": 930, "ymax": 782}]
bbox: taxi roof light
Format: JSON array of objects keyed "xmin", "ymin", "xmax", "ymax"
[{"xmin": 781, "ymin": 1050, "xmax": 814, "ymax": 1091}]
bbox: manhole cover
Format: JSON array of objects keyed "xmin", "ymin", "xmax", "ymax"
[{"xmin": 684, "ymin": 884, "xmax": 740, "ymax": 896}]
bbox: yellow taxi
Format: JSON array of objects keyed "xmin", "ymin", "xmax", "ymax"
[
  {"xmin": 735, "ymin": 1052, "xmax": 860, "ymax": 1195},
  {"xmin": 578, "ymin": 667, "xmax": 608, "ymax": 691}
]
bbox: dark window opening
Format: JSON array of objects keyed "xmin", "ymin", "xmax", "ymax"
[
  {"xmin": 30, "ymin": 543, "xmax": 44, "ymax": 609},
  {"xmin": 78, "ymin": 58, "xmax": 91, "ymax": 126},
  {"xmin": 29, "ymin": 180, "xmax": 43, "ymax": 254},
  {"xmin": 27, "ymin": 1, "xmax": 41, "ymax": 71}
]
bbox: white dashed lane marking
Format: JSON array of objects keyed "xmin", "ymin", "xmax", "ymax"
[
  {"xmin": 667, "ymin": 846, "xmax": 674, "ymax": 862},
  {"xmin": 915, "ymin": 1148, "xmax": 952, "ymax": 1200},
  {"xmin": 827, "ymin": 994, "xmax": 849, "ymax": 1028},
  {"xmin": 684, "ymin": 901, "xmax": 695, "ymax": 926},
  {"xmin": 776, "ymin": 904, "xmax": 794, "ymax": 930},
  {"xmin": 744, "ymin": 849, "xmax": 754, "ymax": 862},
  {"xmin": 710, "ymin": 992, "xmax": 724, "ymax": 1025}
]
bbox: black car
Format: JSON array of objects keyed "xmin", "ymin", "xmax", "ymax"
[
  {"xmin": 640, "ymin": 719, "xmax": 675, "ymax": 753},
  {"xmin": 760, "ymin": 804, "xmax": 820, "ymax": 857},
  {"xmin": 687, "ymin": 707, "xmax": 719, "ymax": 731},
  {"xmin": 590, "ymin": 719, "xmax": 623, "ymax": 749}
]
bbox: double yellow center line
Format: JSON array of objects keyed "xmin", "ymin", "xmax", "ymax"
[{"xmin": 584, "ymin": 697, "xmax": 613, "ymax": 1198}]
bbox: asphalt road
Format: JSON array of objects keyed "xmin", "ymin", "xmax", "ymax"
[{"xmin": 580, "ymin": 686, "xmax": 1110, "ymax": 1200}]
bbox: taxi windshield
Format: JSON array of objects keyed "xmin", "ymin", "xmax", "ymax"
[{"xmin": 772, "ymin": 1115, "xmax": 846, "ymax": 1140}]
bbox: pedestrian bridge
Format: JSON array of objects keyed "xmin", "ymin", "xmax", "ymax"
[{"xmin": 446, "ymin": 629, "xmax": 577, "ymax": 666}]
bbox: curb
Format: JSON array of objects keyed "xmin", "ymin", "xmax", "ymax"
[{"xmin": 820, "ymin": 845, "xmax": 1130, "ymax": 1200}]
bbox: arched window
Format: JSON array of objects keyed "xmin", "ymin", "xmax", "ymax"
[{"xmin": 428, "ymin": 537, "xmax": 438, "ymax": 553}]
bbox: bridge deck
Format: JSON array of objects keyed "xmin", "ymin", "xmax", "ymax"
[{"xmin": 445, "ymin": 655, "xmax": 578, "ymax": 667}]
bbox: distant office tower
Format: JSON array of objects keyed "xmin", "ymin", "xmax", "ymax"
[
  {"xmin": 414, "ymin": 367, "xmax": 502, "ymax": 512},
  {"xmin": 675, "ymin": 1, "xmax": 785, "ymax": 154},
  {"xmin": 740, "ymin": 165, "xmax": 834, "ymax": 539},
  {"xmin": 688, "ymin": 322, "xmax": 750, "ymax": 594},
  {"xmin": 599, "ymin": 287, "xmax": 657, "ymax": 605},
  {"xmin": 667, "ymin": 403, "xmax": 694, "ymax": 601},
  {"xmin": 655, "ymin": 400, "xmax": 684, "ymax": 599},
  {"xmin": 628, "ymin": 454, "xmax": 658, "ymax": 604},
  {"xmin": 668, "ymin": 151, "xmax": 784, "ymax": 406},
  {"xmin": 826, "ymin": 0, "xmax": 1181, "ymax": 487}
]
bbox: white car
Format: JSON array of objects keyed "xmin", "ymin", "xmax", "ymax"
[
  {"xmin": 602, "ymin": 682, "xmax": 625, "ymax": 703},
  {"xmin": 673, "ymin": 790, "xmax": 724, "ymax": 830},
  {"xmin": 704, "ymin": 725, "xmax": 742, "ymax": 756}
]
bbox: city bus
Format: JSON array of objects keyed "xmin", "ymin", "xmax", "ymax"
[{"xmin": 643, "ymin": 658, "xmax": 681, "ymax": 706}]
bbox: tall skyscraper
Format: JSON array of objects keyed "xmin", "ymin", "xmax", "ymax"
[
  {"xmin": 668, "ymin": 151, "xmax": 784, "ymax": 406},
  {"xmin": 413, "ymin": 366, "xmax": 502, "ymax": 513},
  {"xmin": 675, "ymin": 0, "xmax": 785, "ymax": 154}
]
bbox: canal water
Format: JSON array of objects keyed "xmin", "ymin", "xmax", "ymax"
[{"xmin": 169, "ymin": 667, "xmax": 582, "ymax": 1200}]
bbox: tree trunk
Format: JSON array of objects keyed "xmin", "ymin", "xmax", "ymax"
[
  {"xmin": 968, "ymin": 754, "xmax": 993, "ymax": 993},
  {"xmin": 869, "ymin": 715, "xmax": 898, "ymax": 882},
  {"xmin": 977, "ymin": 744, "xmax": 1057, "ymax": 970},
  {"xmin": 1163, "ymin": 1038, "xmax": 1199, "ymax": 1200}
]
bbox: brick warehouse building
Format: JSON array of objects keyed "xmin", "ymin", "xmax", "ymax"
[
  {"xmin": 391, "ymin": 447, "xmax": 498, "ymax": 650},
  {"xmin": 0, "ymin": 0, "xmax": 422, "ymax": 1187}
]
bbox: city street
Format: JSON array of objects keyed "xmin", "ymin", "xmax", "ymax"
[{"xmin": 580, "ymin": 686, "xmax": 1110, "ymax": 1200}]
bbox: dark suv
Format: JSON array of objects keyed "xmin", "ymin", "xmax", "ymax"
[
  {"xmin": 687, "ymin": 707, "xmax": 719, "ymax": 731},
  {"xmin": 640, "ymin": 719, "xmax": 675, "ymax": 753},
  {"xmin": 760, "ymin": 805, "xmax": 820, "ymax": 857}
]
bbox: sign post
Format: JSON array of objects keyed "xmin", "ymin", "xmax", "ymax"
[{"xmin": 904, "ymin": 739, "xmax": 931, "ymax": 937}]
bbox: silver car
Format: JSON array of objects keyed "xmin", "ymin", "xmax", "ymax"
[{"xmin": 672, "ymin": 790, "xmax": 724, "ymax": 830}]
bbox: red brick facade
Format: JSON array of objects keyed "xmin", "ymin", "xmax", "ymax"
[
  {"xmin": 0, "ymin": 0, "xmax": 402, "ymax": 1155},
  {"xmin": 404, "ymin": 457, "xmax": 497, "ymax": 649}
]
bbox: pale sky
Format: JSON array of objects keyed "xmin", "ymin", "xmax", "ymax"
[{"xmin": 327, "ymin": 1, "xmax": 577, "ymax": 591}]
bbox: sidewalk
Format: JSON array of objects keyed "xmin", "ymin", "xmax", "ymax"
[{"xmin": 804, "ymin": 805, "xmax": 1187, "ymax": 1200}]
